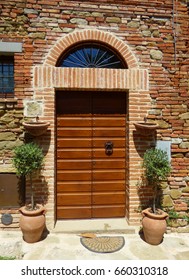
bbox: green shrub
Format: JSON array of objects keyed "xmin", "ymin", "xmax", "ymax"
[
  {"xmin": 13, "ymin": 142, "xmax": 44, "ymax": 177},
  {"xmin": 12, "ymin": 143, "xmax": 44, "ymax": 210},
  {"xmin": 0, "ymin": 256, "xmax": 16, "ymax": 260},
  {"xmin": 143, "ymin": 148, "xmax": 171, "ymax": 213}
]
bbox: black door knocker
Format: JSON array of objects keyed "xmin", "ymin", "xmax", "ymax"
[{"xmin": 105, "ymin": 141, "xmax": 114, "ymax": 155}]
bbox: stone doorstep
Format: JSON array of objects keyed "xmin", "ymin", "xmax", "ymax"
[{"xmin": 52, "ymin": 218, "xmax": 139, "ymax": 234}]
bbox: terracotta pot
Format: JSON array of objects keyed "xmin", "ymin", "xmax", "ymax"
[
  {"xmin": 142, "ymin": 208, "xmax": 168, "ymax": 245},
  {"xmin": 19, "ymin": 204, "xmax": 46, "ymax": 243},
  {"xmin": 134, "ymin": 122, "xmax": 159, "ymax": 136},
  {"xmin": 23, "ymin": 121, "xmax": 50, "ymax": 136}
]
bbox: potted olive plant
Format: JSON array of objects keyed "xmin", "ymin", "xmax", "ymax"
[
  {"xmin": 141, "ymin": 148, "xmax": 171, "ymax": 245},
  {"xmin": 12, "ymin": 142, "xmax": 46, "ymax": 243}
]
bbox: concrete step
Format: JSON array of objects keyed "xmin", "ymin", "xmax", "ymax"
[{"xmin": 52, "ymin": 218, "xmax": 139, "ymax": 234}]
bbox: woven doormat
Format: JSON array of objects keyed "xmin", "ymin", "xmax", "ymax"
[{"xmin": 80, "ymin": 236, "xmax": 125, "ymax": 253}]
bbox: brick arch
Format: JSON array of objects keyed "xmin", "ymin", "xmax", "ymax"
[{"xmin": 44, "ymin": 29, "xmax": 139, "ymax": 68}]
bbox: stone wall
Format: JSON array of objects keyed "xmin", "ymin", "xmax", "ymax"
[
  {"xmin": 0, "ymin": 0, "xmax": 189, "ymax": 231},
  {"xmin": 0, "ymin": 101, "xmax": 24, "ymax": 229}
]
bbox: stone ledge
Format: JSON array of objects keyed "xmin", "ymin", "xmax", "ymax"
[{"xmin": 0, "ymin": 98, "xmax": 18, "ymax": 104}]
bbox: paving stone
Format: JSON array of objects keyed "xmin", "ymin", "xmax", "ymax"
[{"xmin": 1, "ymin": 231, "xmax": 187, "ymax": 260}]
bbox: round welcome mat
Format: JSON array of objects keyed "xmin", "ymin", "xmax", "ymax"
[{"xmin": 80, "ymin": 236, "xmax": 125, "ymax": 253}]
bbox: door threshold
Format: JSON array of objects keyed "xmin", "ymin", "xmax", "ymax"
[{"xmin": 53, "ymin": 218, "xmax": 138, "ymax": 234}]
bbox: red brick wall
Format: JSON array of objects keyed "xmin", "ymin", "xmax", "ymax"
[{"xmin": 0, "ymin": 0, "xmax": 189, "ymax": 231}]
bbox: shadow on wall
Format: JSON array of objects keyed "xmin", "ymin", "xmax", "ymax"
[
  {"xmin": 132, "ymin": 129, "xmax": 157, "ymax": 158},
  {"xmin": 24, "ymin": 128, "xmax": 52, "ymax": 157},
  {"xmin": 132, "ymin": 129, "xmax": 160, "ymax": 211},
  {"xmin": 137, "ymin": 174, "xmax": 164, "ymax": 211},
  {"xmin": 24, "ymin": 172, "xmax": 50, "ymax": 207}
]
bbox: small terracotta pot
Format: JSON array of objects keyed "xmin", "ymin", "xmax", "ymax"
[
  {"xmin": 23, "ymin": 121, "xmax": 50, "ymax": 136},
  {"xmin": 142, "ymin": 208, "xmax": 168, "ymax": 245},
  {"xmin": 19, "ymin": 204, "xmax": 46, "ymax": 243},
  {"xmin": 134, "ymin": 122, "xmax": 159, "ymax": 136}
]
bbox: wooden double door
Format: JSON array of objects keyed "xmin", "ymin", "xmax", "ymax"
[{"xmin": 56, "ymin": 91, "xmax": 127, "ymax": 219}]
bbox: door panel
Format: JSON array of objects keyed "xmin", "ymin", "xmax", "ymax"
[
  {"xmin": 56, "ymin": 91, "xmax": 126, "ymax": 219},
  {"xmin": 93, "ymin": 160, "xmax": 125, "ymax": 169},
  {"xmin": 93, "ymin": 117, "xmax": 125, "ymax": 127},
  {"xmin": 93, "ymin": 128, "xmax": 125, "ymax": 137},
  {"xmin": 57, "ymin": 182, "xmax": 91, "ymax": 192},
  {"xmin": 57, "ymin": 129, "xmax": 92, "ymax": 137},
  {"xmin": 92, "ymin": 205, "xmax": 125, "ymax": 218},
  {"xmin": 57, "ymin": 118, "xmax": 92, "ymax": 127},
  {"xmin": 57, "ymin": 160, "xmax": 91, "ymax": 170},
  {"xmin": 93, "ymin": 149, "xmax": 125, "ymax": 158},
  {"xmin": 93, "ymin": 139, "xmax": 125, "ymax": 148},
  {"xmin": 57, "ymin": 193, "xmax": 91, "ymax": 206},
  {"xmin": 56, "ymin": 92, "xmax": 92, "ymax": 219},
  {"xmin": 57, "ymin": 207, "xmax": 92, "ymax": 219},
  {"xmin": 93, "ymin": 171, "xmax": 125, "ymax": 180},
  {"xmin": 93, "ymin": 181, "xmax": 125, "ymax": 191},
  {"xmin": 57, "ymin": 139, "xmax": 91, "ymax": 148},
  {"xmin": 92, "ymin": 95, "xmax": 126, "ymax": 217},
  {"xmin": 57, "ymin": 171, "xmax": 92, "ymax": 181},
  {"xmin": 92, "ymin": 193, "xmax": 126, "ymax": 205},
  {"xmin": 57, "ymin": 150, "xmax": 91, "ymax": 159}
]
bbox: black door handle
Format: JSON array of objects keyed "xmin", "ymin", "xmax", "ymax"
[{"xmin": 105, "ymin": 141, "xmax": 113, "ymax": 155}]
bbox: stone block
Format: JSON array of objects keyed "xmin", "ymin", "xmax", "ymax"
[
  {"xmin": 150, "ymin": 49, "xmax": 163, "ymax": 60},
  {"xmin": 24, "ymin": 8, "xmax": 38, "ymax": 15},
  {"xmin": 167, "ymin": 219, "xmax": 179, "ymax": 228},
  {"xmin": 0, "ymin": 42, "xmax": 22, "ymax": 53},
  {"xmin": 23, "ymin": 100, "xmax": 43, "ymax": 117},
  {"xmin": 160, "ymin": 181, "xmax": 168, "ymax": 189},
  {"xmin": 0, "ymin": 132, "xmax": 16, "ymax": 141},
  {"xmin": 1, "ymin": 114, "xmax": 14, "ymax": 124},
  {"xmin": 152, "ymin": 30, "xmax": 160, "ymax": 37},
  {"xmin": 0, "ymin": 139, "xmax": 23, "ymax": 150},
  {"xmin": 29, "ymin": 32, "xmax": 46, "ymax": 39},
  {"xmin": 171, "ymin": 138, "xmax": 182, "ymax": 144},
  {"xmin": 179, "ymin": 142, "xmax": 189, "ymax": 149},
  {"xmin": 127, "ymin": 21, "xmax": 140, "ymax": 28},
  {"xmin": 182, "ymin": 186, "xmax": 189, "ymax": 193},
  {"xmin": 179, "ymin": 112, "xmax": 189, "ymax": 119},
  {"xmin": 142, "ymin": 30, "xmax": 151, "ymax": 37},
  {"xmin": 177, "ymin": 226, "xmax": 189, "ymax": 233},
  {"xmin": 157, "ymin": 120, "xmax": 169, "ymax": 128},
  {"xmin": 162, "ymin": 195, "xmax": 173, "ymax": 207},
  {"xmin": 106, "ymin": 17, "xmax": 121, "ymax": 23},
  {"xmin": 70, "ymin": 18, "xmax": 88, "ymax": 25},
  {"xmin": 170, "ymin": 189, "xmax": 182, "ymax": 199}
]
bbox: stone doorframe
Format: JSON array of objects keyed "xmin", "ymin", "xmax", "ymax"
[{"xmin": 32, "ymin": 29, "xmax": 149, "ymax": 229}]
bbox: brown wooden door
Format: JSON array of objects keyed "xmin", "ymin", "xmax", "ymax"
[{"xmin": 56, "ymin": 91, "xmax": 126, "ymax": 219}]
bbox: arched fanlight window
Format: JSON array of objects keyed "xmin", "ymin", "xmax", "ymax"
[{"xmin": 57, "ymin": 43, "xmax": 127, "ymax": 69}]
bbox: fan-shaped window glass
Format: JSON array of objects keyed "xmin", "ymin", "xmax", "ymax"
[{"xmin": 57, "ymin": 43, "xmax": 126, "ymax": 69}]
